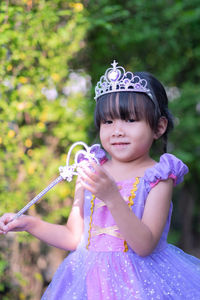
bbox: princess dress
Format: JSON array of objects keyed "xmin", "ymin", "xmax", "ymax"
[{"xmin": 42, "ymin": 151, "xmax": 200, "ymax": 300}]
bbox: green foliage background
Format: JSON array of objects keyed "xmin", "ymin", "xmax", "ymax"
[
  {"xmin": 0, "ymin": 0, "xmax": 200, "ymax": 298},
  {"xmin": 0, "ymin": 1, "xmax": 91, "ymax": 298}
]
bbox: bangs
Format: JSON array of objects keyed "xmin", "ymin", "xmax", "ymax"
[{"xmin": 95, "ymin": 92, "xmax": 157, "ymax": 130}]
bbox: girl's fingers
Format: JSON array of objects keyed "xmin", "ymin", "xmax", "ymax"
[
  {"xmin": 88, "ymin": 159, "xmax": 103, "ymax": 175},
  {"xmin": 78, "ymin": 174, "xmax": 98, "ymax": 195},
  {"xmin": 0, "ymin": 213, "xmax": 18, "ymax": 234},
  {"xmin": 78, "ymin": 160, "xmax": 115, "ymax": 199},
  {"xmin": 78, "ymin": 167, "xmax": 97, "ymax": 189},
  {"xmin": 1, "ymin": 213, "xmax": 15, "ymax": 223},
  {"xmin": 0, "ymin": 221, "xmax": 6, "ymax": 234},
  {"xmin": 77, "ymin": 164, "xmax": 98, "ymax": 183},
  {"xmin": 80, "ymin": 159, "xmax": 107, "ymax": 179},
  {"xmin": 79, "ymin": 178, "xmax": 94, "ymax": 194},
  {"xmin": 2, "ymin": 222, "xmax": 12, "ymax": 233}
]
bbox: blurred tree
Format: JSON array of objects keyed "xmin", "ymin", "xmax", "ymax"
[{"xmin": 0, "ymin": 0, "xmax": 90, "ymax": 298}]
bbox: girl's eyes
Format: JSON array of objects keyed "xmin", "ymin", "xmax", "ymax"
[
  {"xmin": 103, "ymin": 120, "xmax": 113, "ymax": 124},
  {"xmin": 126, "ymin": 119, "xmax": 135, "ymax": 123},
  {"xmin": 102, "ymin": 119, "xmax": 136, "ymax": 124}
]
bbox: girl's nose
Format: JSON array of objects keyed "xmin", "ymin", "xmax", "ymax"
[{"xmin": 112, "ymin": 120, "xmax": 125, "ymax": 136}]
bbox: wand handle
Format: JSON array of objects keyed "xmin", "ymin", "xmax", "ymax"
[{"xmin": 11, "ymin": 176, "xmax": 63, "ymax": 222}]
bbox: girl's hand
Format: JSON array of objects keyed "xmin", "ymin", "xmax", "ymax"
[
  {"xmin": 77, "ymin": 160, "xmax": 119, "ymax": 204},
  {"xmin": 0, "ymin": 213, "xmax": 30, "ymax": 235}
]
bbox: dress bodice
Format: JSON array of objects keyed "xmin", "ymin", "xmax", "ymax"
[{"xmin": 81, "ymin": 153, "xmax": 188, "ymax": 254}]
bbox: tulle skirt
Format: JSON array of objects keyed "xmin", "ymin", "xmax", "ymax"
[{"xmin": 41, "ymin": 244, "xmax": 200, "ymax": 300}]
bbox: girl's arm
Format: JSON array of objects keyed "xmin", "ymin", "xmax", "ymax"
[
  {"xmin": 0, "ymin": 178, "xmax": 84, "ymax": 251},
  {"xmin": 78, "ymin": 162, "xmax": 173, "ymax": 257},
  {"xmin": 105, "ymin": 178, "xmax": 173, "ymax": 257}
]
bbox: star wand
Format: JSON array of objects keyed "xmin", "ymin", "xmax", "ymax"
[{"xmin": 10, "ymin": 141, "xmax": 103, "ymax": 223}]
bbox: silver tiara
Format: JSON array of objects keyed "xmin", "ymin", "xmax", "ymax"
[{"xmin": 94, "ymin": 60, "xmax": 153, "ymax": 101}]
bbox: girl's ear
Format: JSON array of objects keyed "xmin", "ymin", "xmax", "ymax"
[{"xmin": 154, "ymin": 117, "xmax": 168, "ymax": 140}]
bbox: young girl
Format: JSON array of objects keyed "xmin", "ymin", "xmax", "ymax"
[{"xmin": 0, "ymin": 61, "xmax": 200, "ymax": 299}]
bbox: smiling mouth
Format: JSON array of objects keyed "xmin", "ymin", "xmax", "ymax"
[{"xmin": 111, "ymin": 142, "xmax": 130, "ymax": 146}]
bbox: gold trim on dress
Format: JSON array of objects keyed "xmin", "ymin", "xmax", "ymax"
[
  {"xmin": 124, "ymin": 177, "xmax": 140, "ymax": 252},
  {"xmin": 86, "ymin": 194, "xmax": 95, "ymax": 249}
]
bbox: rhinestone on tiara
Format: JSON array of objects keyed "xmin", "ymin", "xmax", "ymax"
[{"xmin": 94, "ymin": 60, "xmax": 153, "ymax": 101}]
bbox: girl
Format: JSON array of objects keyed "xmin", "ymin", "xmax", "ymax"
[{"xmin": 0, "ymin": 61, "xmax": 200, "ymax": 299}]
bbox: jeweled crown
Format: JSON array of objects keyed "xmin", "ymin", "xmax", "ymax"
[{"xmin": 94, "ymin": 60, "xmax": 153, "ymax": 101}]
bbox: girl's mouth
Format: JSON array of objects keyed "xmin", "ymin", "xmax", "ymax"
[
  {"xmin": 111, "ymin": 142, "xmax": 130, "ymax": 145},
  {"xmin": 111, "ymin": 142, "xmax": 130, "ymax": 148}
]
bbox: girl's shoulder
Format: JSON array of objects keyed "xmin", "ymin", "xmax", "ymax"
[{"xmin": 143, "ymin": 153, "xmax": 189, "ymax": 192}]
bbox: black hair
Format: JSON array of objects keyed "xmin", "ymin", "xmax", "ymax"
[{"xmin": 94, "ymin": 72, "xmax": 174, "ymax": 153}]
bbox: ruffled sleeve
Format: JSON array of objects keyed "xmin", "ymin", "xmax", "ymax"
[{"xmin": 144, "ymin": 153, "xmax": 189, "ymax": 193}]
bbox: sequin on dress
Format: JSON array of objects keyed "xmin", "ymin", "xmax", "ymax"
[{"xmin": 42, "ymin": 152, "xmax": 200, "ymax": 300}]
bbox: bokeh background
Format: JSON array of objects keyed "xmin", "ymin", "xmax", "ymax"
[{"xmin": 0, "ymin": 0, "xmax": 200, "ymax": 299}]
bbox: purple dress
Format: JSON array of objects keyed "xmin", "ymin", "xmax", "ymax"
[{"xmin": 42, "ymin": 152, "xmax": 200, "ymax": 299}]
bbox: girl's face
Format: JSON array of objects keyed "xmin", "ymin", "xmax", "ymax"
[{"xmin": 100, "ymin": 118, "xmax": 157, "ymax": 163}]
